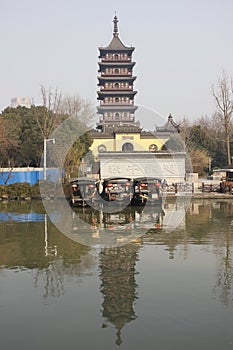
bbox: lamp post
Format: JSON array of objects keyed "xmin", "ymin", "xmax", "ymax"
[{"xmin": 44, "ymin": 138, "xmax": 55, "ymax": 180}]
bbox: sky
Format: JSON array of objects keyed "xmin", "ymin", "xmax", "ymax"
[{"xmin": 1, "ymin": 0, "xmax": 233, "ymax": 130}]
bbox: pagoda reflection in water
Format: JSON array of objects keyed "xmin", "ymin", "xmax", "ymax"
[{"xmin": 99, "ymin": 245, "xmax": 139, "ymax": 346}]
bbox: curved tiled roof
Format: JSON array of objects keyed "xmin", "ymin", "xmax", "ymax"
[
  {"xmin": 156, "ymin": 114, "xmax": 180, "ymax": 133},
  {"xmin": 99, "ymin": 35, "xmax": 134, "ymax": 52}
]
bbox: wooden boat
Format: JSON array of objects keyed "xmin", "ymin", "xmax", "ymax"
[
  {"xmin": 101, "ymin": 177, "xmax": 133, "ymax": 205},
  {"xmin": 132, "ymin": 177, "xmax": 162, "ymax": 205},
  {"xmin": 70, "ymin": 178, "xmax": 100, "ymax": 207}
]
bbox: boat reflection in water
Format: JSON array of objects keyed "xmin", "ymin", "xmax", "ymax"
[
  {"xmin": 71, "ymin": 204, "xmax": 164, "ymax": 246},
  {"xmin": 70, "ymin": 196, "xmax": 189, "ymax": 247}
]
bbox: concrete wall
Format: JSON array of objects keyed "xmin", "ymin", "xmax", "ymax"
[{"xmin": 99, "ymin": 152, "xmax": 186, "ymax": 184}]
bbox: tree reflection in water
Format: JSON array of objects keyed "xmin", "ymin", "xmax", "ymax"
[
  {"xmin": 33, "ymin": 218, "xmax": 97, "ymax": 299},
  {"xmin": 214, "ymin": 231, "xmax": 233, "ymax": 306},
  {"xmin": 212, "ymin": 202, "xmax": 233, "ymax": 306},
  {"xmin": 0, "ymin": 203, "xmax": 97, "ymax": 299}
]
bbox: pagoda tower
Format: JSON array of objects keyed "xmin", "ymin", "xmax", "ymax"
[{"xmin": 97, "ymin": 15, "xmax": 138, "ymax": 132}]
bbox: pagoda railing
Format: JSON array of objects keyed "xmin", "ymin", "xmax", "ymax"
[
  {"xmin": 98, "ymin": 115, "xmax": 135, "ymax": 121},
  {"xmin": 100, "ymin": 86, "xmax": 133, "ymax": 91},
  {"xmin": 101, "ymin": 72, "xmax": 132, "ymax": 76},
  {"xmin": 99, "ymin": 101, "xmax": 134, "ymax": 105},
  {"xmin": 101, "ymin": 57, "xmax": 131, "ymax": 62}
]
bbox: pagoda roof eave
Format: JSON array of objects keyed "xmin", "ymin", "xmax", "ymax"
[
  {"xmin": 90, "ymin": 130, "xmax": 114, "ymax": 138},
  {"xmin": 97, "ymin": 105, "xmax": 138, "ymax": 112},
  {"xmin": 97, "ymin": 91, "xmax": 137, "ymax": 96},
  {"xmin": 113, "ymin": 126, "xmax": 142, "ymax": 133},
  {"xmin": 99, "ymin": 35, "xmax": 135, "ymax": 52},
  {"xmin": 155, "ymin": 115, "xmax": 180, "ymax": 133},
  {"xmin": 97, "ymin": 104, "xmax": 138, "ymax": 108},
  {"xmin": 99, "ymin": 46, "xmax": 135, "ymax": 52},
  {"xmin": 98, "ymin": 76, "xmax": 137, "ymax": 82},
  {"xmin": 98, "ymin": 62, "xmax": 136, "ymax": 67}
]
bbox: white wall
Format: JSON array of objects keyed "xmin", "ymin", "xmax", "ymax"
[{"xmin": 99, "ymin": 152, "xmax": 186, "ymax": 183}]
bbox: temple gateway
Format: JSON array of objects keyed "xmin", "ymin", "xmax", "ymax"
[{"xmin": 90, "ymin": 16, "xmax": 186, "ymax": 184}]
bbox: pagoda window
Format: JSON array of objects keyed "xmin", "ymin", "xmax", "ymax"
[
  {"xmin": 98, "ymin": 144, "xmax": 107, "ymax": 153},
  {"xmin": 114, "ymin": 68, "xmax": 119, "ymax": 74},
  {"xmin": 114, "ymin": 83, "xmax": 119, "ymax": 88},
  {"xmin": 149, "ymin": 144, "xmax": 158, "ymax": 152},
  {"xmin": 124, "ymin": 112, "xmax": 128, "ymax": 118},
  {"xmin": 114, "ymin": 54, "xmax": 119, "ymax": 60},
  {"xmin": 115, "ymin": 113, "xmax": 120, "ymax": 120},
  {"xmin": 122, "ymin": 142, "xmax": 134, "ymax": 152},
  {"xmin": 115, "ymin": 97, "xmax": 119, "ymax": 103}
]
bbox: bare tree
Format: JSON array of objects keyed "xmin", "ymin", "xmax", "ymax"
[
  {"xmin": 60, "ymin": 94, "xmax": 96, "ymax": 127},
  {"xmin": 212, "ymin": 71, "xmax": 233, "ymax": 165},
  {"xmin": 37, "ymin": 85, "xmax": 63, "ymax": 139}
]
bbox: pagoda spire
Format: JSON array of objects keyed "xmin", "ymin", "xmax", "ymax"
[{"xmin": 113, "ymin": 14, "xmax": 119, "ymax": 37}]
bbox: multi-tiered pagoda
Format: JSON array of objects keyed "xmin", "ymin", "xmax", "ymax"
[
  {"xmin": 89, "ymin": 16, "xmax": 185, "ymax": 184},
  {"xmin": 97, "ymin": 15, "xmax": 138, "ymax": 132}
]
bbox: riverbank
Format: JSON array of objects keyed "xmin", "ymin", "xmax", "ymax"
[
  {"xmin": 0, "ymin": 182, "xmax": 71, "ymax": 201},
  {"xmin": 0, "ymin": 182, "xmax": 232, "ymax": 202},
  {"xmin": 165, "ymin": 192, "xmax": 233, "ymax": 199}
]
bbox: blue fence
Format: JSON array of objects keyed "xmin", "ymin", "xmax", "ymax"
[{"xmin": 0, "ymin": 168, "xmax": 60, "ymax": 185}]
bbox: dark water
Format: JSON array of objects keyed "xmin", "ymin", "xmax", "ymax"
[{"xmin": 0, "ymin": 200, "xmax": 233, "ymax": 350}]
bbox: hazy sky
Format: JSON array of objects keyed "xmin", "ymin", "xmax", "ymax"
[{"xmin": 1, "ymin": 0, "xmax": 233, "ymax": 129}]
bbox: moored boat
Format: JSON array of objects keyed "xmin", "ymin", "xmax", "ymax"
[
  {"xmin": 101, "ymin": 177, "xmax": 133, "ymax": 206},
  {"xmin": 70, "ymin": 178, "xmax": 100, "ymax": 207},
  {"xmin": 131, "ymin": 177, "xmax": 162, "ymax": 205}
]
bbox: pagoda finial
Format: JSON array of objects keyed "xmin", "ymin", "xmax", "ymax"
[{"xmin": 113, "ymin": 14, "xmax": 119, "ymax": 37}]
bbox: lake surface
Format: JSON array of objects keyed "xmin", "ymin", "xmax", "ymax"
[{"xmin": 0, "ymin": 199, "xmax": 233, "ymax": 350}]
